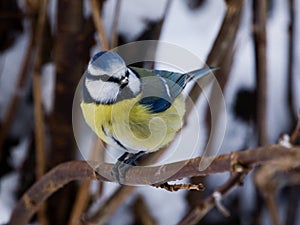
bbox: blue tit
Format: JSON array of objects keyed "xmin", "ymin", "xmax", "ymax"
[{"xmin": 80, "ymin": 51, "xmax": 215, "ymax": 182}]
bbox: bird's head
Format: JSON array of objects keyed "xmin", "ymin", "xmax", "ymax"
[{"xmin": 83, "ymin": 51, "xmax": 141, "ymax": 104}]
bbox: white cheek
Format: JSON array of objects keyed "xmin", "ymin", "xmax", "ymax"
[{"xmin": 85, "ymin": 79, "xmax": 119, "ymax": 103}]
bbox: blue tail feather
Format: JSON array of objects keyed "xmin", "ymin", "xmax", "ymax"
[{"xmin": 189, "ymin": 67, "xmax": 219, "ymax": 79}]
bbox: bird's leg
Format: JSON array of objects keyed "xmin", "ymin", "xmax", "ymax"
[
  {"xmin": 111, "ymin": 151, "xmax": 146, "ymax": 184},
  {"xmin": 123, "ymin": 151, "xmax": 146, "ymax": 165},
  {"xmin": 117, "ymin": 152, "xmax": 129, "ymax": 162}
]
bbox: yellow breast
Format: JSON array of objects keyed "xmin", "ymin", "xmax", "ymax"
[{"xmin": 80, "ymin": 94, "xmax": 185, "ymax": 153}]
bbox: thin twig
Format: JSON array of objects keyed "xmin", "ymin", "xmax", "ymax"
[
  {"xmin": 285, "ymin": 185, "xmax": 300, "ymax": 225},
  {"xmin": 84, "ymin": 185, "xmax": 135, "ymax": 225},
  {"xmin": 89, "ymin": 0, "xmax": 109, "ymax": 50},
  {"xmin": 264, "ymin": 194, "xmax": 281, "ymax": 225},
  {"xmin": 32, "ymin": 0, "xmax": 48, "ymax": 181},
  {"xmin": 254, "ymin": 166, "xmax": 281, "ymax": 225},
  {"xmin": 68, "ymin": 137, "xmax": 104, "ymax": 225},
  {"xmin": 68, "ymin": 179, "xmax": 91, "ymax": 225},
  {"xmin": 31, "ymin": 0, "xmax": 49, "ymax": 224},
  {"xmin": 290, "ymin": 112, "xmax": 300, "ymax": 144},
  {"xmin": 254, "ymin": 144, "xmax": 300, "ymax": 225},
  {"xmin": 152, "ymin": 182, "xmax": 204, "ymax": 192},
  {"xmin": 253, "ymin": 0, "xmax": 268, "ymax": 145},
  {"xmin": 186, "ymin": 0, "xmax": 243, "ymax": 211},
  {"xmin": 133, "ymin": 195, "xmax": 157, "ymax": 225},
  {"xmin": 287, "ymin": 0, "xmax": 297, "ymax": 124},
  {"xmin": 8, "ymin": 145, "xmax": 300, "ymax": 225},
  {"xmin": 252, "ymin": 2, "xmax": 270, "ymax": 223},
  {"xmin": 187, "ymin": 0, "xmax": 243, "ymax": 109},
  {"xmin": 48, "ymin": 1, "xmax": 87, "ymax": 223},
  {"xmin": 110, "ymin": 0, "xmax": 121, "ymax": 48},
  {"xmin": 178, "ymin": 172, "xmax": 247, "ymax": 225}
]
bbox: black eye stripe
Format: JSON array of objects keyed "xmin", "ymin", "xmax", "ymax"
[
  {"xmin": 106, "ymin": 70, "xmax": 129, "ymax": 84},
  {"xmin": 86, "ymin": 69, "xmax": 131, "ymax": 84},
  {"xmin": 106, "ymin": 76, "xmax": 120, "ymax": 83}
]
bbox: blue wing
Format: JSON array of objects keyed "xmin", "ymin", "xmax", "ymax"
[
  {"xmin": 129, "ymin": 66, "xmax": 215, "ymax": 113},
  {"xmin": 130, "ymin": 67, "xmax": 174, "ymax": 113},
  {"xmin": 152, "ymin": 69, "xmax": 188, "ymax": 99},
  {"xmin": 138, "ymin": 96, "xmax": 171, "ymax": 113},
  {"xmin": 152, "ymin": 67, "xmax": 217, "ymax": 98}
]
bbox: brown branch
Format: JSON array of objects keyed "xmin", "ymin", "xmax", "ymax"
[
  {"xmin": 68, "ymin": 138, "xmax": 104, "ymax": 225},
  {"xmin": 48, "ymin": 1, "xmax": 86, "ymax": 223},
  {"xmin": 97, "ymin": 145, "xmax": 300, "ymax": 185},
  {"xmin": 202, "ymin": 0, "xmax": 242, "ymax": 145},
  {"xmin": 152, "ymin": 182, "xmax": 204, "ymax": 192},
  {"xmin": 188, "ymin": 0, "xmax": 243, "ymax": 108},
  {"xmin": 84, "ymin": 185, "xmax": 135, "ymax": 225},
  {"xmin": 89, "ymin": 0, "xmax": 109, "ymax": 50},
  {"xmin": 284, "ymin": 114, "xmax": 300, "ymax": 225},
  {"xmin": 285, "ymin": 184, "xmax": 300, "ymax": 225},
  {"xmin": 290, "ymin": 112, "xmax": 300, "ymax": 144},
  {"xmin": 110, "ymin": 0, "xmax": 121, "ymax": 48},
  {"xmin": 186, "ymin": 0, "xmax": 243, "ymax": 211},
  {"xmin": 32, "ymin": 0, "xmax": 48, "ymax": 181},
  {"xmin": 287, "ymin": 0, "xmax": 297, "ymax": 124},
  {"xmin": 255, "ymin": 170, "xmax": 300, "ymax": 225},
  {"xmin": 188, "ymin": 0, "xmax": 242, "ymax": 201},
  {"xmin": 180, "ymin": 138, "xmax": 250, "ymax": 225},
  {"xmin": 254, "ymin": 166, "xmax": 281, "ymax": 225},
  {"xmin": 133, "ymin": 195, "xmax": 157, "ymax": 225},
  {"xmin": 68, "ymin": 179, "xmax": 91, "ymax": 225},
  {"xmin": 30, "ymin": 1, "xmax": 49, "ymax": 224},
  {"xmin": 265, "ymin": 194, "xmax": 281, "ymax": 225},
  {"xmin": 253, "ymin": 0, "xmax": 268, "ymax": 145},
  {"xmin": 8, "ymin": 145, "xmax": 300, "ymax": 225},
  {"xmin": 84, "ymin": 148, "xmax": 167, "ymax": 224},
  {"xmin": 254, "ymin": 147, "xmax": 300, "ymax": 225},
  {"xmin": 178, "ymin": 172, "xmax": 247, "ymax": 225},
  {"xmin": 8, "ymin": 161, "xmax": 98, "ymax": 225}
]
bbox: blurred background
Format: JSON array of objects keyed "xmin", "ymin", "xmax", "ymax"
[{"xmin": 0, "ymin": 0, "xmax": 299, "ymax": 224}]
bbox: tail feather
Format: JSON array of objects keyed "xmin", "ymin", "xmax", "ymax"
[{"xmin": 187, "ymin": 67, "xmax": 219, "ymax": 81}]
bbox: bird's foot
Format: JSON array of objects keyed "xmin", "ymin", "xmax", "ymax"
[{"xmin": 111, "ymin": 151, "xmax": 146, "ymax": 184}]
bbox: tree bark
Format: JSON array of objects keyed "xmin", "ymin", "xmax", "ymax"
[{"xmin": 47, "ymin": 1, "xmax": 86, "ymax": 224}]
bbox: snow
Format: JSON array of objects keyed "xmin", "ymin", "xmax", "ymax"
[
  {"xmin": 267, "ymin": 0, "xmax": 293, "ymax": 142},
  {"xmin": 278, "ymin": 134, "xmax": 292, "ymax": 147},
  {"xmin": 0, "ymin": 32, "xmax": 29, "ymax": 120},
  {"xmin": 160, "ymin": 0, "xmax": 225, "ymax": 60},
  {"xmin": 0, "ymin": 173, "xmax": 19, "ymax": 224},
  {"xmin": 103, "ymin": 0, "xmax": 170, "ymax": 41},
  {"xmin": 41, "ymin": 63, "xmax": 55, "ymax": 114},
  {"xmin": 137, "ymin": 185, "xmax": 188, "ymax": 225},
  {"xmin": 0, "ymin": 138, "xmax": 29, "ymax": 224}
]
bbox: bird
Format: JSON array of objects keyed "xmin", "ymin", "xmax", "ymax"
[{"xmin": 80, "ymin": 51, "xmax": 216, "ymax": 183}]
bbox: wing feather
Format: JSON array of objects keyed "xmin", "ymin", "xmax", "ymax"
[{"xmin": 129, "ymin": 66, "xmax": 216, "ymax": 113}]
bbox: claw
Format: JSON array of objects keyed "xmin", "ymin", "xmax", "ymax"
[{"xmin": 111, "ymin": 151, "xmax": 146, "ymax": 184}]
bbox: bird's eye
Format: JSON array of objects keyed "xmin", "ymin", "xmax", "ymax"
[{"xmin": 125, "ymin": 70, "xmax": 130, "ymax": 78}]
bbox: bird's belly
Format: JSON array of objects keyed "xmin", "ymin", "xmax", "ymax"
[{"xmin": 80, "ymin": 95, "xmax": 185, "ymax": 153}]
